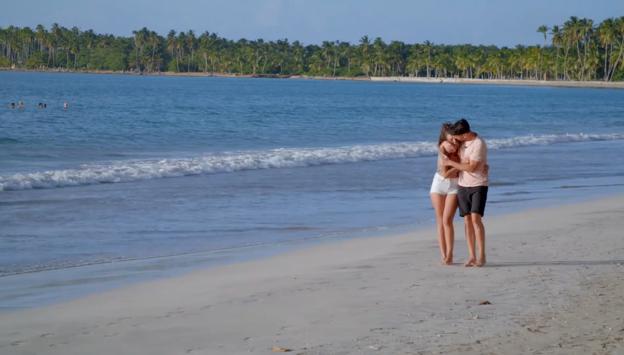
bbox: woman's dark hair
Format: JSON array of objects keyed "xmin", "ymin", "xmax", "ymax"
[
  {"xmin": 450, "ymin": 118, "xmax": 471, "ymax": 135},
  {"xmin": 438, "ymin": 122, "xmax": 453, "ymax": 146}
]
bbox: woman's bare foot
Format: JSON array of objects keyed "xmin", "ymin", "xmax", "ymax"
[{"xmin": 464, "ymin": 258, "xmax": 476, "ymax": 267}]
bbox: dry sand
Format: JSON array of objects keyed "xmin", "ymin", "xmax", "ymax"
[{"xmin": 1, "ymin": 196, "xmax": 623, "ymax": 354}]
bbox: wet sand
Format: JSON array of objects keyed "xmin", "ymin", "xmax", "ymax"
[{"xmin": 0, "ymin": 196, "xmax": 623, "ymax": 354}]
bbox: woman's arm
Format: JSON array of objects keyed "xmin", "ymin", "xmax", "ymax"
[{"xmin": 442, "ymin": 167, "xmax": 459, "ymax": 178}]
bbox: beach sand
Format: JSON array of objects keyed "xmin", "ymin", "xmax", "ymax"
[
  {"xmin": 4, "ymin": 68, "xmax": 624, "ymax": 89},
  {"xmin": 1, "ymin": 196, "xmax": 623, "ymax": 354},
  {"xmin": 370, "ymin": 76, "xmax": 624, "ymax": 89}
]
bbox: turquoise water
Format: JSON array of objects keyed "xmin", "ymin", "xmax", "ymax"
[{"xmin": 1, "ymin": 72, "xmax": 624, "ymax": 307}]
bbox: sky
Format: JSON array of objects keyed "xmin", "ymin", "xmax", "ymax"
[{"xmin": 1, "ymin": 0, "xmax": 623, "ymax": 47}]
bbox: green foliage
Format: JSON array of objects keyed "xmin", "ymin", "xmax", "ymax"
[
  {"xmin": 612, "ymin": 69, "xmax": 624, "ymax": 81},
  {"xmin": 0, "ymin": 56, "xmax": 10, "ymax": 68},
  {"xmin": 1, "ymin": 17, "xmax": 624, "ymax": 81},
  {"xmin": 25, "ymin": 53, "xmax": 45, "ymax": 69},
  {"xmin": 167, "ymin": 59, "xmax": 180, "ymax": 72},
  {"xmin": 90, "ymin": 46, "xmax": 127, "ymax": 71}
]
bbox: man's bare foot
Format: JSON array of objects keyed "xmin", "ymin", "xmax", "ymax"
[
  {"xmin": 464, "ymin": 258, "xmax": 476, "ymax": 267},
  {"xmin": 444, "ymin": 255, "xmax": 453, "ymax": 265},
  {"xmin": 475, "ymin": 256, "xmax": 486, "ymax": 267}
]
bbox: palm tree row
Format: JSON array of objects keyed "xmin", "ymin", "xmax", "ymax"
[{"xmin": 1, "ymin": 16, "xmax": 624, "ymax": 81}]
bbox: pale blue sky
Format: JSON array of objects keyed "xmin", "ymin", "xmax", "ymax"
[{"xmin": 1, "ymin": 0, "xmax": 622, "ymax": 46}]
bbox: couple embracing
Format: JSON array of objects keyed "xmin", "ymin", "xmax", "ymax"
[{"xmin": 430, "ymin": 119, "xmax": 489, "ymax": 267}]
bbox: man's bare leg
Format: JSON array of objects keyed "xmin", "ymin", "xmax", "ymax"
[
  {"xmin": 471, "ymin": 213, "xmax": 486, "ymax": 266},
  {"xmin": 464, "ymin": 215, "xmax": 476, "ymax": 266}
]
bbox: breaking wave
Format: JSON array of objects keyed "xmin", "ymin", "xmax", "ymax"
[{"xmin": 1, "ymin": 132, "xmax": 622, "ymax": 191}]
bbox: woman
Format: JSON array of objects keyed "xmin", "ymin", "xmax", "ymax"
[{"xmin": 430, "ymin": 123, "xmax": 460, "ymax": 265}]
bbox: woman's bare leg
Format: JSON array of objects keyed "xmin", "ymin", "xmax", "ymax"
[
  {"xmin": 430, "ymin": 193, "xmax": 447, "ymax": 263},
  {"xmin": 442, "ymin": 194, "xmax": 457, "ymax": 265}
]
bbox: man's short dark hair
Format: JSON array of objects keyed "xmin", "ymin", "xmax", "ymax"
[{"xmin": 451, "ymin": 119, "xmax": 471, "ymax": 135}]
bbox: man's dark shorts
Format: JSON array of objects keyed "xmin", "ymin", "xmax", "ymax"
[{"xmin": 457, "ymin": 186, "xmax": 488, "ymax": 217}]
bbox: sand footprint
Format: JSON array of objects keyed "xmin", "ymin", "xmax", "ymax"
[{"xmin": 10, "ymin": 340, "xmax": 25, "ymax": 346}]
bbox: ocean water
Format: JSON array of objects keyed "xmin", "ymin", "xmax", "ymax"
[{"xmin": 1, "ymin": 71, "xmax": 624, "ymax": 308}]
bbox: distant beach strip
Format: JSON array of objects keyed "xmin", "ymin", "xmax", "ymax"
[
  {"xmin": 3, "ymin": 68, "xmax": 624, "ymax": 90},
  {"xmin": 2, "ymin": 16, "xmax": 624, "ymax": 84}
]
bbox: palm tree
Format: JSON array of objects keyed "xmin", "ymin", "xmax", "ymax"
[
  {"xmin": 550, "ymin": 25, "xmax": 563, "ymax": 79},
  {"xmin": 166, "ymin": 30, "xmax": 178, "ymax": 72},
  {"xmin": 537, "ymin": 25, "xmax": 549, "ymax": 45},
  {"xmin": 387, "ymin": 41, "xmax": 406, "ymax": 76},
  {"xmin": 483, "ymin": 52, "xmax": 503, "ymax": 79},
  {"xmin": 338, "ymin": 41, "xmax": 352, "ymax": 75},
  {"xmin": 132, "ymin": 27, "xmax": 147, "ymax": 72},
  {"xmin": 148, "ymin": 31, "xmax": 161, "ymax": 72},
  {"xmin": 423, "ymin": 41, "xmax": 433, "ymax": 77},
  {"xmin": 68, "ymin": 26, "xmax": 81, "ymax": 69},
  {"xmin": 17, "ymin": 27, "xmax": 34, "ymax": 66},
  {"xmin": 198, "ymin": 31, "xmax": 211, "ymax": 73},
  {"xmin": 607, "ymin": 17, "xmax": 624, "ymax": 81},
  {"xmin": 186, "ymin": 30, "xmax": 197, "ymax": 72},
  {"xmin": 176, "ymin": 31, "xmax": 187, "ymax": 72},
  {"xmin": 406, "ymin": 44, "xmax": 422, "ymax": 77},
  {"xmin": 433, "ymin": 52, "xmax": 452, "ymax": 78},
  {"xmin": 34, "ymin": 25, "xmax": 47, "ymax": 55},
  {"xmin": 537, "ymin": 25, "xmax": 548, "ymax": 79},
  {"xmin": 50, "ymin": 23, "xmax": 62, "ymax": 67},
  {"xmin": 578, "ymin": 18, "xmax": 594, "ymax": 80},
  {"xmin": 320, "ymin": 41, "xmax": 334, "ymax": 76},
  {"xmin": 234, "ymin": 38, "xmax": 248, "ymax": 74},
  {"xmin": 81, "ymin": 29, "xmax": 96, "ymax": 70},
  {"xmin": 291, "ymin": 40, "xmax": 305, "ymax": 74},
  {"xmin": 358, "ymin": 36, "xmax": 371, "ymax": 76},
  {"xmin": 562, "ymin": 16, "xmax": 581, "ymax": 80},
  {"xmin": 372, "ymin": 37, "xmax": 386, "ymax": 76},
  {"xmin": 454, "ymin": 47, "xmax": 471, "ymax": 78},
  {"xmin": 598, "ymin": 19, "xmax": 615, "ymax": 81}
]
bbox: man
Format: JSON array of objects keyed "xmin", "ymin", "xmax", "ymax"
[{"xmin": 443, "ymin": 119, "xmax": 489, "ymax": 267}]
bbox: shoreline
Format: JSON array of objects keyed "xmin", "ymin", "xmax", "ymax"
[
  {"xmin": 1, "ymin": 195, "xmax": 623, "ymax": 354},
  {"xmin": 3, "ymin": 68, "xmax": 624, "ymax": 89},
  {"xmin": 2, "ymin": 169, "xmax": 623, "ymax": 310}
]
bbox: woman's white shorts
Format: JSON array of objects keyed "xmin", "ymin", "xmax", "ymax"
[{"xmin": 430, "ymin": 173, "xmax": 459, "ymax": 195}]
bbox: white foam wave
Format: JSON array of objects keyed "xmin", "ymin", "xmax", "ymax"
[
  {"xmin": 487, "ymin": 132, "xmax": 624, "ymax": 149},
  {"xmin": 1, "ymin": 132, "xmax": 622, "ymax": 191}
]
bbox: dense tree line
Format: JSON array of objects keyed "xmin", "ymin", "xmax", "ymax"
[{"xmin": 1, "ymin": 17, "xmax": 624, "ymax": 81}]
